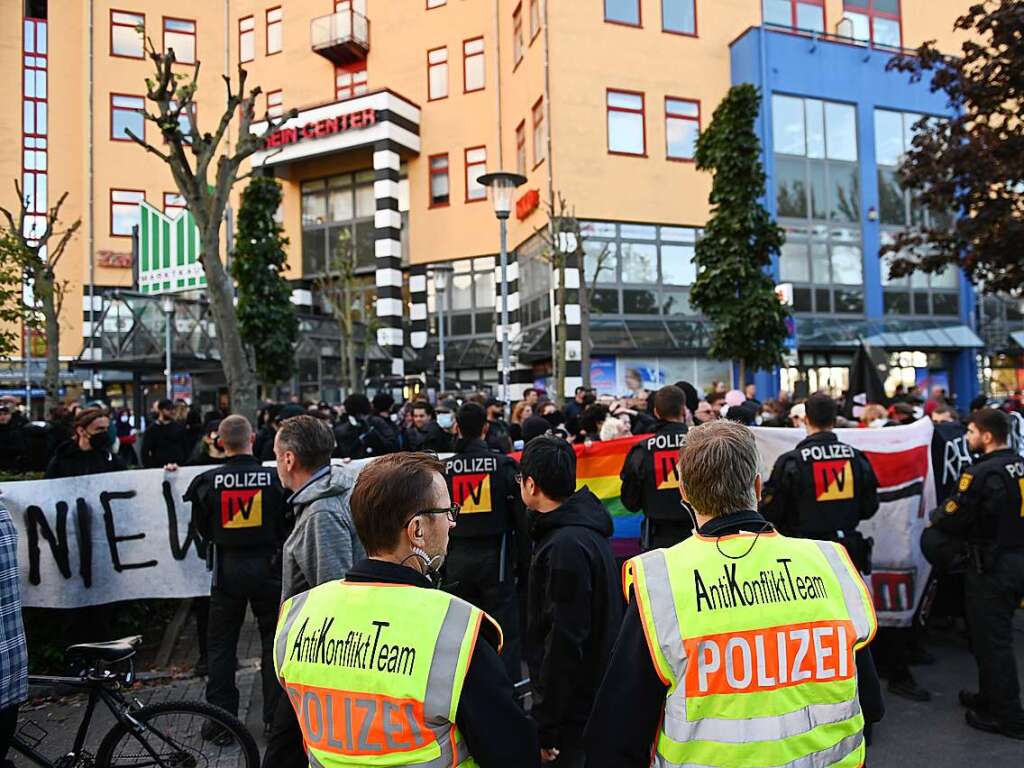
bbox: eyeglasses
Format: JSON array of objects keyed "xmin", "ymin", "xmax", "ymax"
[{"xmin": 406, "ymin": 503, "xmax": 460, "ymax": 525}]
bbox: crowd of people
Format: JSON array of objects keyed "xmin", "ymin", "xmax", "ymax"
[{"xmin": 1, "ymin": 377, "xmax": 1023, "ymax": 766}]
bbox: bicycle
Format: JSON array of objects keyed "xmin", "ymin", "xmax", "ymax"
[{"xmin": 10, "ymin": 635, "xmax": 260, "ymax": 768}]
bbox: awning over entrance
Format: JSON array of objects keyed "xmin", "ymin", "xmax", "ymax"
[
  {"xmin": 795, "ymin": 318, "xmax": 984, "ymax": 350},
  {"xmin": 250, "ymin": 89, "xmax": 420, "ymax": 172}
]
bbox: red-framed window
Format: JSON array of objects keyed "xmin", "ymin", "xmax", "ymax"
[
  {"xmin": 665, "ymin": 97, "xmax": 700, "ymax": 160},
  {"xmin": 110, "ymin": 10, "xmax": 144, "ymax": 58},
  {"xmin": 512, "ymin": 4, "xmax": 524, "ymax": 65},
  {"xmin": 607, "ymin": 89, "xmax": 646, "ymax": 156},
  {"xmin": 266, "ymin": 7, "xmax": 282, "ymax": 55},
  {"xmin": 239, "ymin": 15, "xmax": 255, "ymax": 63},
  {"xmin": 515, "ymin": 120, "xmax": 527, "ymax": 176},
  {"xmin": 427, "ymin": 0, "xmax": 446, "ymax": 8},
  {"xmin": 22, "ymin": 19, "xmax": 48, "ymax": 222},
  {"xmin": 662, "ymin": 0, "xmax": 697, "ymax": 36},
  {"xmin": 266, "ymin": 89, "xmax": 283, "ymax": 118},
  {"xmin": 463, "ymin": 37, "xmax": 485, "ymax": 93},
  {"xmin": 427, "ymin": 47, "xmax": 448, "ymax": 101},
  {"xmin": 110, "ymin": 93, "xmax": 145, "ymax": 142},
  {"xmin": 429, "ymin": 153, "xmax": 450, "ymax": 207},
  {"xmin": 842, "ymin": 0, "xmax": 901, "ymax": 47},
  {"xmin": 529, "ymin": 0, "xmax": 541, "ymax": 40},
  {"xmin": 532, "ymin": 97, "xmax": 545, "ymax": 167},
  {"xmin": 336, "ymin": 62, "xmax": 368, "ymax": 99},
  {"xmin": 163, "ymin": 17, "xmax": 196, "ymax": 63},
  {"xmin": 465, "ymin": 146, "xmax": 487, "ymax": 202},
  {"xmin": 605, "ymin": 0, "xmax": 641, "ymax": 27},
  {"xmin": 764, "ymin": 0, "xmax": 825, "ymax": 33},
  {"xmin": 111, "ymin": 189, "xmax": 145, "ymax": 236},
  {"xmin": 163, "ymin": 192, "xmax": 187, "ymax": 218},
  {"xmin": 166, "ymin": 99, "xmax": 196, "ymax": 144}
]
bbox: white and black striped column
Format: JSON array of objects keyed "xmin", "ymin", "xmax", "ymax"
[
  {"xmin": 495, "ymin": 252, "xmax": 533, "ymax": 401},
  {"xmin": 409, "ymin": 264, "xmax": 428, "ymax": 350},
  {"xmin": 554, "ymin": 250, "xmax": 583, "ymax": 398},
  {"xmin": 373, "ymin": 140, "xmax": 405, "ymax": 377}
]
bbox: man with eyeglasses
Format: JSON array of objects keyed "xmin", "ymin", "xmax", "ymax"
[{"xmin": 274, "ymin": 452, "xmax": 539, "ymax": 768}]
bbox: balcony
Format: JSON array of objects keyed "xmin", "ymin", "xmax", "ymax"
[{"xmin": 311, "ymin": 9, "xmax": 369, "ymax": 66}]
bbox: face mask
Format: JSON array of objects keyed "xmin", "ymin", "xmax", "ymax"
[
  {"xmin": 437, "ymin": 413, "xmax": 454, "ymax": 429},
  {"xmin": 89, "ymin": 431, "xmax": 112, "ymax": 451}
]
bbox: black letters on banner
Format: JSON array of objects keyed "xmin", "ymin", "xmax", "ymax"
[
  {"xmin": 162, "ymin": 479, "xmax": 206, "ymax": 561},
  {"xmin": 100, "ymin": 490, "xmax": 158, "ymax": 572},
  {"xmin": 75, "ymin": 497, "xmax": 93, "ymax": 588},
  {"xmin": 25, "ymin": 502, "xmax": 72, "ymax": 585}
]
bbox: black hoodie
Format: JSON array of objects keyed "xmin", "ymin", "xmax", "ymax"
[
  {"xmin": 44, "ymin": 439, "xmax": 128, "ymax": 479},
  {"xmin": 527, "ymin": 487, "xmax": 624, "ymax": 749}
]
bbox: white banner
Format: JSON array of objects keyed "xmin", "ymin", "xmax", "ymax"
[{"xmin": 753, "ymin": 418, "xmax": 936, "ymax": 628}]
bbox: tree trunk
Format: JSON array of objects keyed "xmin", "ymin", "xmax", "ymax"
[
  {"xmin": 738, "ymin": 359, "xmax": 747, "ymax": 390},
  {"xmin": 36, "ymin": 269, "xmax": 60, "ymax": 414},
  {"xmin": 577, "ymin": 248, "xmax": 591, "ymax": 389},
  {"xmin": 200, "ymin": 231, "xmax": 257, "ymax": 423}
]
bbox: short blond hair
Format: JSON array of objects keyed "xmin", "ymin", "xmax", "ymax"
[{"xmin": 678, "ymin": 420, "xmax": 759, "ymax": 518}]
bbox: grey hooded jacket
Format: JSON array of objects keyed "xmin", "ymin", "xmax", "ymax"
[{"xmin": 281, "ymin": 464, "xmax": 366, "ymax": 601}]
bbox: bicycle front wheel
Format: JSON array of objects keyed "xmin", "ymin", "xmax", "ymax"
[{"xmin": 95, "ymin": 700, "xmax": 260, "ymax": 768}]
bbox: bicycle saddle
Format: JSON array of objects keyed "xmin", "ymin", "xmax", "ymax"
[{"xmin": 65, "ymin": 635, "xmax": 142, "ymax": 665}]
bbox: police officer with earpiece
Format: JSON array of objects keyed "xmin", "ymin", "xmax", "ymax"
[
  {"xmin": 443, "ymin": 402, "xmax": 529, "ymax": 685},
  {"xmin": 183, "ymin": 415, "xmax": 289, "ymax": 740},
  {"xmin": 620, "ymin": 385, "xmax": 690, "ymax": 550},
  {"xmin": 927, "ymin": 407, "xmax": 1024, "ymax": 740}
]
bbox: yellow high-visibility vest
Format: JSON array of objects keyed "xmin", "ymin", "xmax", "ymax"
[
  {"xmin": 625, "ymin": 529, "xmax": 877, "ymax": 768},
  {"xmin": 274, "ymin": 579, "xmax": 502, "ymax": 768}
]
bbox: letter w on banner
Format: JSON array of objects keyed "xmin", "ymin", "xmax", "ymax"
[{"xmin": 753, "ymin": 418, "xmax": 936, "ymax": 628}]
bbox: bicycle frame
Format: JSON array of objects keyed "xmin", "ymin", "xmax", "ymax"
[{"xmin": 11, "ymin": 674, "xmax": 139, "ymax": 767}]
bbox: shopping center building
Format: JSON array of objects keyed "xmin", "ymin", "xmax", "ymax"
[{"xmin": 1, "ymin": 0, "xmax": 1021, "ymax": 411}]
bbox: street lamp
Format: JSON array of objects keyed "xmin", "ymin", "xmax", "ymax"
[
  {"xmin": 430, "ymin": 263, "xmax": 454, "ymax": 395},
  {"xmin": 161, "ymin": 294, "xmax": 175, "ymax": 399},
  {"xmin": 477, "ymin": 171, "xmax": 527, "ymax": 409}
]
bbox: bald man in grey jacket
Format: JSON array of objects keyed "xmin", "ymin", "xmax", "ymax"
[{"xmin": 263, "ymin": 414, "xmax": 366, "ymax": 767}]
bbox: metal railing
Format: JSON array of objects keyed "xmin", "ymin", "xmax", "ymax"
[{"xmin": 310, "ymin": 8, "xmax": 370, "ymax": 52}]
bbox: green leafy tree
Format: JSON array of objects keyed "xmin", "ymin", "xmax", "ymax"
[
  {"xmin": 691, "ymin": 84, "xmax": 789, "ymax": 384},
  {"xmin": 885, "ymin": 0, "xmax": 1024, "ymax": 295},
  {"xmin": 231, "ymin": 176, "xmax": 298, "ymax": 390}
]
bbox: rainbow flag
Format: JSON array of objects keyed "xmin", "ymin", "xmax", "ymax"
[{"xmin": 515, "ymin": 434, "xmax": 648, "ymax": 558}]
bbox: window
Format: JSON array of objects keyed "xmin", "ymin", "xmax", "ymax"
[
  {"xmin": 430, "ymin": 154, "xmax": 450, "ymax": 207},
  {"xmin": 239, "ymin": 16, "xmax": 255, "ymax": 63},
  {"xmin": 513, "ymin": 4, "xmax": 523, "ymax": 65},
  {"xmin": 427, "ymin": 0, "xmax": 446, "ymax": 7},
  {"xmin": 516, "ymin": 121, "xmax": 527, "ymax": 176},
  {"xmin": 663, "ymin": 0, "xmax": 696, "ymax": 35},
  {"xmin": 842, "ymin": 0, "xmax": 901, "ymax": 48},
  {"xmin": 427, "ymin": 47, "xmax": 448, "ymax": 101},
  {"xmin": 607, "ymin": 90, "xmax": 646, "ymax": 156},
  {"xmin": 163, "ymin": 192, "xmax": 186, "ymax": 218},
  {"xmin": 167, "ymin": 100, "xmax": 195, "ymax": 143},
  {"xmin": 266, "ymin": 7, "xmax": 282, "ymax": 55},
  {"xmin": 463, "ymin": 37, "xmax": 485, "ymax": 93},
  {"xmin": 336, "ymin": 63, "xmax": 368, "ymax": 99},
  {"xmin": 763, "ymin": 0, "xmax": 825, "ymax": 32},
  {"xmin": 773, "ymin": 95, "xmax": 864, "ymax": 314},
  {"xmin": 431, "ymin": 257, "xmax": 496, "ymax": 336},
  {"xmin": 532, "ymin": 98, "xmax": 545, "ymax": 166},
  {"xmin": 163, "ymin": 18, "xmax": 196, "ymax": 63},
  {"xmin": 605, "ymin": 0, "xmax": 641, "ymax": 26},
  {"xmin": 665, "ymin": 98, "xmax": 699, "ymax": 160},
  {"xmin": 267, "ymin": 89, "xmax": 283, "ymax": 118},
  {"xmin": 465, "ymin": 146, "xmax": 487, "ymax": 202},
  {"xmin": 110, "ymin": 94, "xmax": 144, "ymax": 141},
  {"xmin": 110, "ymin": 10, "xmax": 144, "ymax": 58},
  {"xmin": 111, "ymin": 189, "xmax": 145, "ymax": 236},
  {"xmin": 529, "ymin": 0, "xmax": 540, "ymax": 40}
]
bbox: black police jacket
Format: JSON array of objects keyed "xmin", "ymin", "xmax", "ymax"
[
  {"xmin": 620, "ymin": 421, "xmax": 689, "ymax": 524},
  {"xmin": 183, "ymin": 454, "xmax": 288, "ymax": 551},
  {"xmin": 444, "ymin": 438, "xmax": 519, "ymax": 539},
  {"xmin": 931, "ymin": 447, "xmax": 1024, "ymax": 549},
  {"xmin": 761, "ymin": 431, "xmax": 879, "ymax": 537},
  {"xmin": 404, "ymin": 422, "xmax": 452, "ymax": 453}
]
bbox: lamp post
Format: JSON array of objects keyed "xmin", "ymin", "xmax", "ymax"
[
  {"xmin": 161, "ymin": 294, "xmax": 175, "ymax": 399},
  {"xmin": 431, "ymin": 263, "xmax": 454, "ymax": 395},
  {"xmin": 478, "ymin": 171, "xmax": 527, "ymax": 410}
]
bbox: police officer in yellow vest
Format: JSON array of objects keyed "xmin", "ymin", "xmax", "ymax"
[
  {"xmin": 585, "ymin": 420, "xmax": 885, "ymax": 767},
  {"xmin": 274, "ymin": 452, "xmax": 539, "ymax": 768}
]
